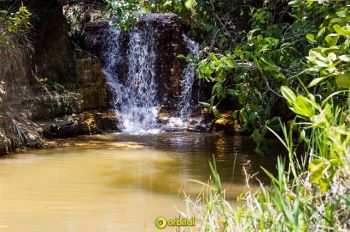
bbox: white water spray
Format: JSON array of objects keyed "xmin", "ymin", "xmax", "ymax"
[
  {"xmin": 103, "ymin": 25, "xmax": 160, "ymax": 134},
  {"xmin": 103, "ymin": 24, "xmax": 200, "ymax": 133}
]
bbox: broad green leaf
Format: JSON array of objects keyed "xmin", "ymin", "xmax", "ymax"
[
  {"xmin": 309, "ymin": 50, "xmax": 327, "ymax": 62},
  {"xmin": 214, "ymin": 69, "xmax": 226, "ymax": 82},
  {"xmin": 281, "ymin": 86, "xmax": 296, "ymax": 105},
  {"xmin": 209, "ymin": 53, "xmax": 219, "ymax": 62},
  {"xmin": 325, "ymin": 34, "xmax": 340, "ymax": 47},
  {"xmin": 231, "ymin": 110, "xmax": 238, "ymax": 119},
  {"xmin": 320, "ymin": 178, "xmax": 330, "ymax": 192},
  {"xmin": 224, "ymin": 58, "xmax": 235, "ymax": 68},
  {"xmin": 239, "ymin": 110, "xmax": 248, "ymax": 123},
  {"xmin": 333, "ymin": 24, "xmax": 350, "ymax": 37},
  {"xmin": 308, "ymin": 77, "xmax": 327, "ymax": 87},
  {"xmin": 336, "ymin": 9, "xmax": 347, "ymax": 18},
  {"xmin": 176, "ymin": 54, "xmax": 186, "ymax": 60},
  {"xmin": 335, "ymin": 73, "xmax": 350, "ymax": 89},
  {"xmin": 306, "ymin": 34, "xmax": 316, "ymax": 43},
  {"xmin": 294, "ymin": 95, "xmax": 314, "ymax": 117},
  {"xmin": 260, "ymin": 57, "xmax": 280, "ymax": 72},
  {"xmin": 308, "ymin": 159, "xmax": 326, "ymax": 184}
]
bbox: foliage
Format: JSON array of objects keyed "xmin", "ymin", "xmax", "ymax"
[
  {"xmin": 182, "ymin": 90, "xmax": 350, "ymax": 230},
  {"xmin": 104, "ymin": 1, "xmax": 350, "ymax": 153},
  {"xmin": 303, "ymin": 2, "xmax": 350, "ymax": 92},
  {"xmin": 0, "ymin": 5, "xmax": 31, "ymax": 46},
  {"xmin": 163, "ymin": 1, "xmax": 350, "ymax": 231}
]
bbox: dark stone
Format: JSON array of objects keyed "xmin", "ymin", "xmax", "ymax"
[
  {"xmin": 41, "ymin": 111, "xmax": 118, "ymax": 138},
  {"xmin": 187, "ymin": 124, "xmax": 212, "ymax": 133},
  {"xmin": 139, "ymin": 14, "xmax": 188, "ymax": 113},
  {"xmin": 24, "ymin": 0, "xmax": 75, "ymax": 83},
  {"xmin": 80, "ymin": 21, "xmax": 110, "ymax": 58}
]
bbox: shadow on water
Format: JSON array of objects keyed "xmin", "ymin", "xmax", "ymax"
[{"xmin": 54, "ymin": 132, "xmax": 286, "ymax": 185}]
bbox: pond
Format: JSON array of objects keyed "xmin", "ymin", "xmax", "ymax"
[{"xmin": 0, "ymin": 132, "xmax": 283, "ymax": 231}]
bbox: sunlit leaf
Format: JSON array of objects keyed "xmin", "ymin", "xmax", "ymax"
[
  {"xmin": 281, "ymin": 86, "xmax": 296, "ymax": 105},
  {"xmin": 335, "ymin": 73, "xmax": 350, "ymax": 89},
  {"xmin": 333, "ymin": 24, "xmax": 350, "ymax": 37}
]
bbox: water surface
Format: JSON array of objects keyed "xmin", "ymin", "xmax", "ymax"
[{"xmin": 0, "ymin": 132, "xmax": 283, "ymax": 231}]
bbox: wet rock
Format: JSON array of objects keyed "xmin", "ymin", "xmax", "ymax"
[
  {"xmin": 73, "ymin": 50, "xmax": 108, "ymax": 110},
  {"xmin": 187, "ymin": 124, "xmax": 212, "ymax": 133},
  {"xmin": 24, "ymin": 0, "xmax": 75, "ymax": 83},
  {"xmin": 139, "ymin": 14, "xmax": 188, "ymax": 113},
  {"xmin": 80, "ymin": 21, "xmax": 110, "ymax": 58},
  {"xmin": 40, "ymin": 111, "xmax": 118, "ymax": 138},
  {"xmin": 212, "ymin": 113, "xmax": 241, "ymax": 134}
]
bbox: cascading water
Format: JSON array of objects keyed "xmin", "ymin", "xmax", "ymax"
[
  {"xmin": 120, "ymin": 26, "xmax": 160, "ymax": 133},
  {"xmin": 179, "ymin": 34, "xmax": 200, "ymax": 121},
  {"xmin": 103, "ymin": 19, "xmax": 201, "ymax": 134},
  {"xmin": 103, "ymin": 25, "xmax": 160, "ymax": 134},
  {"xmin": 166, "ymin": 34, "xmax": 200, "ymax": 129},
  {"xmin": 102, "ymin": 28, "xmax": 123, "ymax": 106}
]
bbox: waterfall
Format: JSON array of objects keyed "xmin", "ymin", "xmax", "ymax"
[
  {"xmin": 103, "ymin": 25, "xmax": 160, "ymax": 134},
  {"xmin": 179, "ymin": 34, "xmax": 200, "ymax": 121},
  {"xmin": 166, "ymin": 34, "xmax": 200, "ymax": 129},
  {"xmin": 102, "ymin": 28, "xmax": 123, "ymax": 108},
  {"xmin": 102, "ymin": 20, "xmax": 200, "ymax": 134},
  {"xmin": 121, "ymin": 26, "xmax": 159, "ymax": 133}
]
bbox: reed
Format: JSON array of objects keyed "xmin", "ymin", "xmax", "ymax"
[{"xmin": 181, "ymin": 91, "xmax": 350, "ymax": 231}]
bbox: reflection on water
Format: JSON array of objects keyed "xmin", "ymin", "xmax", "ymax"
[{"xmin": 0, "ymin": 132, "xmax": 283, "ymax": 231}]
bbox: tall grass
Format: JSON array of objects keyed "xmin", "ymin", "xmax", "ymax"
[{"xmin": 181, "ymin": 90, "xmax": 350, "ymax": 231}]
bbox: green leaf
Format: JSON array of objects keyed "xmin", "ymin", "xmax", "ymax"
[
  {"xmin": 212, "ymin": 107, "xmax": 221, "ymax": 119},
  {"xmin": 184, "ymin": 0, "xmax": 193, "ymax": 9},
  {"xmin": 209, "ymin": 53, "xmax": 219, "ymax": 62},
  {"xmin": 308, "ymin": 77, "xmax": 327, "ymax": 87},
  {"xmin": 325, "ymin": 34, "xmax": 340, "ymax": 47},
  {"xmin": 239, "ymin": 110, "xmax": 248, "ymax": 123},
  {"xmin": 224, "ymin": 58, "xmax": 235, "ymax": 68},
  {"xmin": 333, "ymin": 24, "xmax": 350, "ymax": 37},
  {"xmin": 294, "ymin": 95, "xmax": 314, "ymax": 117},
  {"xmin": 281, "ymin": 86, "xmax": 296, "ymax": 105},
  {"xmin": 308, "ymin": 159, "xmax": 326, "ymax": 184},
  {"xmin": 320, "ymin": 178, "xmax": 330, "ymax": 192},
  {"xmin": 163, "ymin": 0, "xmax": 172, "ymax": 7},
  {"xmin": 226, "ymin": 89, "xmax": 238, "ymax": 96},
  {"xmin": 214, "ymin": 69, "xmax": 226, "ymax": 82},
  {"xmin": 199, "ymin": 102, "xmax": 211, "ymax": 108},
  {"xmin": 260, "ymin": 57, "xmax": 280, "ymax": 72},
  {"xmin": 335, "ymin": 73, "xmax": 350, "ymax": 89},
  {"xmin": 306, "ymin": 34, "xmax": 316, "ymax": 43},
  {"xmin": 212, "ymin": 82, "xmax": 223, "ymax": 95}
]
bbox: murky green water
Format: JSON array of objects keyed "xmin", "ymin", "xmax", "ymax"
[{"xmin": 0, "ymin": 132, "xmax": 283, "ymax": 231}]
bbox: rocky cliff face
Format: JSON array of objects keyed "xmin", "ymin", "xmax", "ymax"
[
  {"xmin": 0, "ymin": 0, "xmax": 208, "ymax": 154},
  {"xmin": 0, "ymin": 0, "xmax": 115, "ymax": 155}
]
